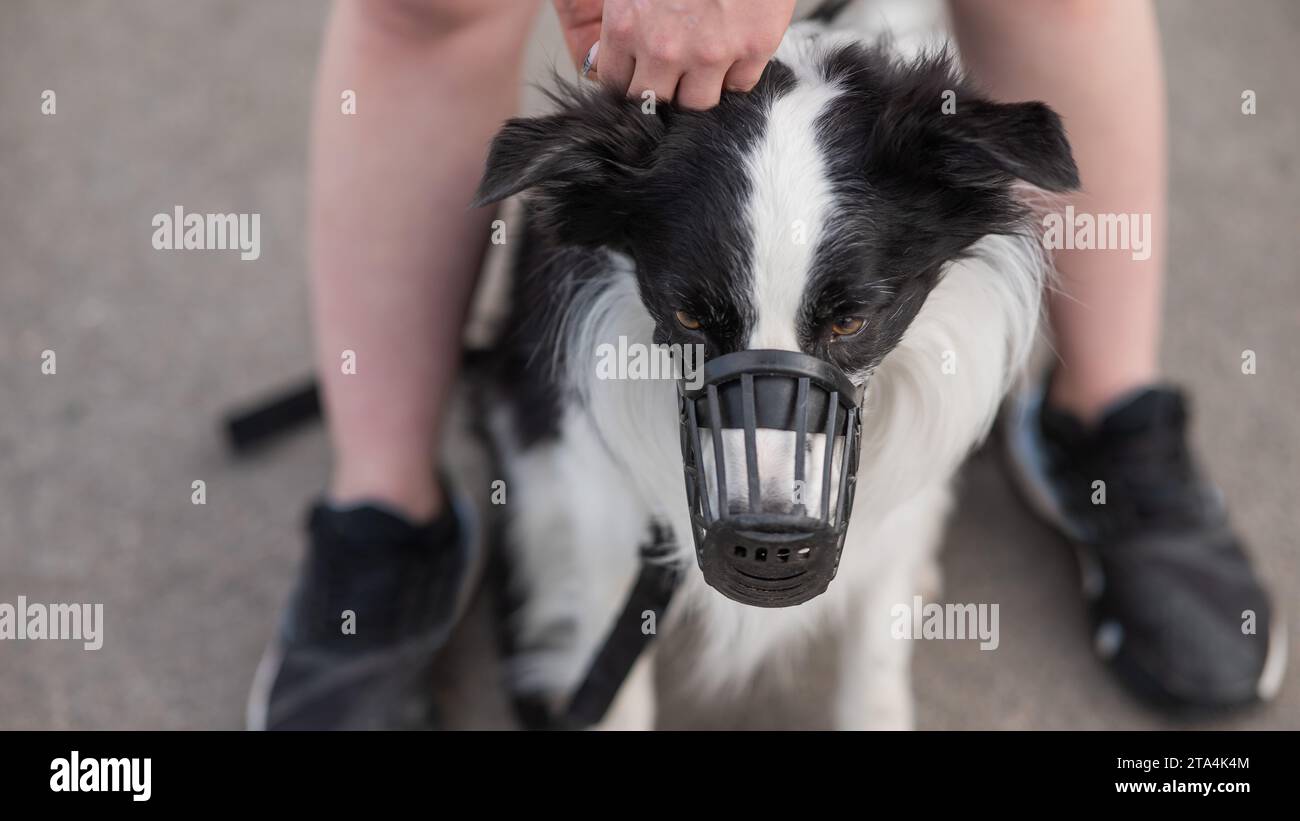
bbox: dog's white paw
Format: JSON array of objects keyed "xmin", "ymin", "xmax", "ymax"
[{"xmin": 836, "ymin": 691, "xmax": 915, "ymax": 731}]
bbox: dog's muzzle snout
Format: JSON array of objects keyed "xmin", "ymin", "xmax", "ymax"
[{"xmin": 678, "ymin": 349, "xmax": 864, "ymax": 607}]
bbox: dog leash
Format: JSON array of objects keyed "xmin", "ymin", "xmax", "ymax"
[{"xmin": 222, "ymin": 352, "xmax": 498, "ymax": 453}]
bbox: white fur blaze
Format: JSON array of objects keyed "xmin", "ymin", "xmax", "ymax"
[{"xmin": 743, "ymin": 69, "xmax": 841, "ymax": 352}]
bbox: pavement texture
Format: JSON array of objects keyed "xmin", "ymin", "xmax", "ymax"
[{"xmin": 0, "ymin": 0, "xmax": 1296, "ymax": 730}]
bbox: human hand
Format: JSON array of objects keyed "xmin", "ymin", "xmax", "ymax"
[{"xmin": 553, "ymin": 0, "xmax": 798, "ymax": 110}]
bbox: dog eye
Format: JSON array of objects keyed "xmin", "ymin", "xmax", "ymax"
[
  {"xmin": 675, "ymin": 310, "xmax": 702, "ymax": 331},
  {"xmin": 831, "ymin": 316, "xmax": 865, "ymax": 337}
]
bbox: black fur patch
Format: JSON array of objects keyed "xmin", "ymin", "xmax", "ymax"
[{"xmin": 803, "ymin": 43, "xmax": 1077, "ymax": 372}]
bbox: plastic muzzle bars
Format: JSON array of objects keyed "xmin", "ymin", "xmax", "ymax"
[{"xmin": 678, "ymin": 349, "xmax": 864, "ymax": 607}]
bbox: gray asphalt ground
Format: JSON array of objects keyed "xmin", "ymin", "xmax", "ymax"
[{"xmin": 0, "ymin": 0, "xmax": 1296, "ymax": 730}]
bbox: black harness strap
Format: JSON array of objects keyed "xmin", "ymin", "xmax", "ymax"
[{"xmin": 561, "ymin": 524, "xmax": 681, "ymax": 729}]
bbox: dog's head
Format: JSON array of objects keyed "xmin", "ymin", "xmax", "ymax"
[
  {"xmin": 477, "ymin": 37, "xmax": 1078, "ymax": 605},
  {"xmin": 475, "ymin": 40, "xmax": 1077, "ymax": 383}
]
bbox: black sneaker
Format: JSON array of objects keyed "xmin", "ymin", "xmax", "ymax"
[
  {"xmin": 1002, "ymin": 375, "xmax": 1287, "ymax": 711},
  {"xmin": 246, "ymin": 492, "xmax": 476, "ymax": 730}
]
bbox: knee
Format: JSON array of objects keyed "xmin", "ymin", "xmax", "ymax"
[
  {"xmin": 352, "ymin": 0, "xmax": 537, "ymax": 42},
  {"xmin": 952, "ymin": 0, "xmax": 1121, "ymax": 26},
  {"xmin": 1049, "ymin": 0, "xmax": 1117, "ymax": 23}
]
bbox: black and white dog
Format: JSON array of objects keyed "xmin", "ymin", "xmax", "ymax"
[{"xmin": 471, "ymin": 11, "xmax": 1077, "ymax": 729}]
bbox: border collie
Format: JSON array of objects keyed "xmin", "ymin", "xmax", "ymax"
[{"xmin": 471, "ymin": 12, "xmax": 1078, "ymax": 729}]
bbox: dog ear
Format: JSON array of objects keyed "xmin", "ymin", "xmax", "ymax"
[
  {"xmin": 934, "ymin": 98, "xmax": 1079, "ymax": 192},
  {"xmin": 858, "ymin": 49, "xmax": 1079, "ymax": 195},
  {"xmin": 472, "ymin": 84, "xmax": 665, "ymax": 247}
]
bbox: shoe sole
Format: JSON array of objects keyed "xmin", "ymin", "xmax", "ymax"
[
  {"xmin": 245, "ymin": 639, "xmax": 281, "ymax": 731},
  {"xmin": 999, "ymin": 380, "xmax": 1288, "ymax": 707},
  {"xmin": 245, "ymin": 486, "xmax": 485, "ymax": 731}
]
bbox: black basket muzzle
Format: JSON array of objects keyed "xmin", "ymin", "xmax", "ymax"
[{"xmin": 678, "ymin": 349, "xmax": 864, "ymax": 608}]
